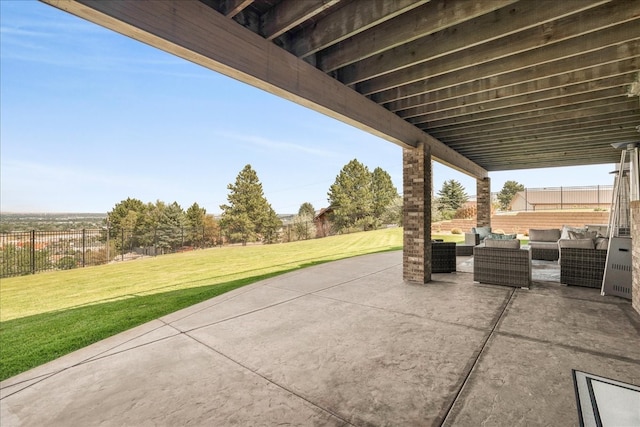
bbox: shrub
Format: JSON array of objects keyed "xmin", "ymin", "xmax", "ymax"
[{"xmin": 451, "ymin": 228, "xmax": 463, "ymax": 234}]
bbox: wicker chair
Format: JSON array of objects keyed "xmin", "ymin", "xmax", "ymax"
[
  {"xmin": 431, "ymin": 241, "xmax": 456, "ymax": 273},
  {"xmin": 473, "ymin": 243, "xmax": 532, "ymax": 288},
  {"xmin": 560, "ymin": 247, "xmax": 607, "ymax": 288}
]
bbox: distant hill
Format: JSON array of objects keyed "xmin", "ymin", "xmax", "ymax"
[{"xmin": 0, "ymin": 212, "xmax": 107, "ymax": 232}]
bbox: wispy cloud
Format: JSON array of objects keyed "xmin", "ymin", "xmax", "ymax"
[
  {"xmin": 214, "ymin": 131, "xmax": 337, "ymax": 158},
  {"xmin": 0, "ymin": 3, "xmax": 211, "ymax": 79}
]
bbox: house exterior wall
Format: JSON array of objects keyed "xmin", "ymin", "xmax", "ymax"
[
  {"xmin": 510, "ymin": 187, "xmax": 612, "ymax": 211},
  {"xmin": 403, "ymin": 143, "xmax": 431, "ymax": 284}
]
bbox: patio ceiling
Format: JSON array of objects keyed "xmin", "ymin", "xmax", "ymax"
[{"xmin": 42, "ymin": 0, "xmax": 640, "ymax": 176}]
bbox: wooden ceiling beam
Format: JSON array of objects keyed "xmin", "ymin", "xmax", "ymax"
[
  {"xmin": 370, "ymin": 22, "xmax": 640, "ymax": 103},
  {"xmin": 288, "ymin": 0, "xmax": 427, "ymax": 58},
  {"xmin": 428, "ymin": 100, "xmax": 638, "ymax": 137},
  {"xmin": 316, "ymin": 0, "xmax": 517, "ymax": 72},
  {"xmin": 468, "ymin": 146, "xmax": 629, "ymax": 163},
  {"xmin": 40, "ymin": 0, "xmax": 487, "ymax": 179},
  {"xmin": 398, "ymin": 73, "xmax": 634, "ymax": 120},
  {"xmin": 261, "ymin": 0, "xmax": 340, "ymax": 41},
  {"xmin": 410, "ymin": 87, "xmax": 629, "ymax": 128},
  {"xmin": 221, "ymin": 0, "xmax": 253, "ymax": 18},
  {"xmin": 484, "ymin": 156, "xmax": 621, "ymax": 170},
  {"xmin": 450, "ymin": 130, "xmax": 640, "ymax": 155},
  {"xmin": 437, "ymin": 114, "xmax": 640, "ymax": 145},
  {"xmin": 339, "ymin": 0, "xmax": 610, "ymax": 86},
  {"xmin": 474, "ymin": 159, "xmax": 620, "ymax": 171},
  {"xmin": 388, "ymin": 59, "xmax": 639, "ymax": 113}
]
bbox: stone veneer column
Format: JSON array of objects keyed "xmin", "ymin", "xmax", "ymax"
[
  {"xmin": 403, "ymin": 142, "xmax": 431, "ymax": 284},
  {"xmin": 631, "ymin": 200, "xmax": 640, "ymax": 315},
  {"xmin": 476, "ymin": 177, "xmax": 491, "ymax": 228}
]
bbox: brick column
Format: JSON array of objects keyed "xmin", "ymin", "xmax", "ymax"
[
  {"xmin": 476, "ymin": 177, "xmax": 491, "ymax": 228},
  {"xmin": 631, "ymin": 201, "xmax": 640, "ymax": 315},
  {"xmin": 403, "ymin": 142, "xmax": 431, "ymax": 284}
]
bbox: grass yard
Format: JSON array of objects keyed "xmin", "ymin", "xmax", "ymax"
[{"xmin": 0, "ymin": 228, "xmax": 467, "ymax": 381}]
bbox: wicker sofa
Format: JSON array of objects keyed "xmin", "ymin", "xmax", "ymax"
[
  {"xmin": 559, "ymin": 238, "xmax": 608, "ymax": 288},
  {"xmin": 473, "ymin": 239, "xmax": 531, "ymax": 288},
  {"xmin": 528, "ymin": 228, "xmax": 561, "ymax": 261}
]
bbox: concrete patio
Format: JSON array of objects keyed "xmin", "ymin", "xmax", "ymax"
[{"xmin": 2, "ymin": 251, "xmax": 639, "ymax": 426}]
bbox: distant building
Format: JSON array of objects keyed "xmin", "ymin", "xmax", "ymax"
[
  {"xmin": 314, "ymin": 207, "xmax": 333, "ymax": 238},
  {"xmin": 509, "ymin": 186, "xmax": 613, "ymax": 211}
]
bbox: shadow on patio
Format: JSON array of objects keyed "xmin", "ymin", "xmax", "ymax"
[{"xmin": 2, "ymin": 251, "xmax": 639, "ymax": 426}]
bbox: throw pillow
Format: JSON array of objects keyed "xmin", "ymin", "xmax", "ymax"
[
  {"xmin": 488, "ymin": 232, "xmax": 517, "ymax": 240},
  {"xmin": 568, "ymin": 230, "xmax": 598, "ymax": 240},
  {"xmin": 595, "ymin": 237, "xmax": 609, "ymax": 250},
  {"xmin": 560, "ymin": 225, "xmax": 587, "ymax": 240},
  {"xmin": 472, "ymin": 226, "xmax": 491, "ymax": 240},
  {"xmin": 558, "ymin": 238, "xmax": 595, "ymax": 249}
]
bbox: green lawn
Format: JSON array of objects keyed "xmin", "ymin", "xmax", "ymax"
[
  {"xmin": 0, "ymin": 228, "xmax": 407, "ymax": 380},
  {"xmin": 0, "ymin": 228, "xmax": 468, "ymax": 381}
]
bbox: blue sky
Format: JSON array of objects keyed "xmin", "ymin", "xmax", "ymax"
[{"xmin": 0, "ymin": 1, "xmax": 617, "ymax": 215}]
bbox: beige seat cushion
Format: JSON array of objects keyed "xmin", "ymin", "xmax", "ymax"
[
  {"xmin": 558, "ymin": 238, "xmax": 595, "ymax": 250},
  {"xmin": 529, "ymin": 228, "xmax": 560, "ymax": 242},
  {"xmin": 485, "ymin": 238, "xmax": 521, "ymax": 249}
]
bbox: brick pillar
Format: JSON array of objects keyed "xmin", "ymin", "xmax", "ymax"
[
  {"xmin": 631, "ymin": 201, "xmax": 640, "ymax": 315},
  {"xmin": 403, "ymin": 142, "xmax": 431, "ymax": 284},
  {"xmin": 476, "ymin": 177, "xmax": 491, "ymax": 228}
]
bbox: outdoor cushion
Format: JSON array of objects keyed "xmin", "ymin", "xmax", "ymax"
[
  {"xmin": 595, "ymin": 237, "xmax": 609, "ymax": 250},
  {"xmin": 529, "ymin": 241, "xmax": 558, "ymax": 249},
  {"xmin": 528, "ymin": 228, "xmax": 560, "ymax": 242},
  {"xmin": 568, "ymin": 230, "xmax": 598, "ymax": 240},
  {"xmin": 558, "ymin": 238, "xmax": 595, "ymax": 250},
  {"xmin": 560, "ymin": 225, "xmax": 587, "ymax": 240},
  {"xmin": 488, "ymin": 232, "xmax": 517, "ymax": 240},
  {"xmin": 471, "ymin": 226, "xmax": 491, "ymax": 240},
  {"xmin": 485, "ymin": 238, "xmax": 520, "ymax": 249}
]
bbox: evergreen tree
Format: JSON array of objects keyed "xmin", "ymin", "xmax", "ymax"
[
  {"xmin": 298, "ymin": 202, "xmax": 316, "ymax": 217},
  {"xmin": 437, "ymin": 179, "xmax": 468, "ymax": 212},
  {"xmin": 106, "ymin": 198, "xmax": 147, "ymax": 250},
  {"xmin": 497, "ymin": 180, "xmax": 525, "ymax": 210},
  {"xmin": 327, "ymin": 159, "xmax": 374, "ymax": 232},
  {"xmin": 292, "ymin": 202, "xmax": 317, "ymax": 240},
  {"xmin": 220, "ymin": 164, "xmax": 282, "ymax": 244},
  {"xmin": 186, "ymin": 202, "xmax": 207, "ymax": 247},
  {"xmin": 371, "ymin": 167, "xmax": 399, "ymax": 224}
]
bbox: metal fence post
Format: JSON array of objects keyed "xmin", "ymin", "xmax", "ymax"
[
  {"xmin": 30, "ymin": 230, "xmax": 35, "ymax": 275},
  {"xmin": 82, "ymin": 228, "xmax": 86, "ymax": 268}
]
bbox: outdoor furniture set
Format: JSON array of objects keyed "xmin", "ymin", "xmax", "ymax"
[{"xmin": 468, "ymin": 225, "xmax": 608, "ymax": 289}]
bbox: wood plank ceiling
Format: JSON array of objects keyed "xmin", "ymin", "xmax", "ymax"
[{"xmin": 201, "ymin": 0, "xmax": 640, "ymax": 171}]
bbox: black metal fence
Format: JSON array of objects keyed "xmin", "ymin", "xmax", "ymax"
[{"xmin": 0, "ymin": 226, "xmax": 218, "ymax": 278}]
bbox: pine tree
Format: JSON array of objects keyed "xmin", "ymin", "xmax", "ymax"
[
  {"xmin": 497, "ymin": 180, "xmax": 525, "ymax": 210},
  {"xmin": 327, "ymin": 159, "xmax": 374, "ymax": 232},
  {"xmin": 298, "ymin": 202, "xmax": 316, "ymax": 217},
  {"xmin": 437, "ymin": 179, "xmax": 468, "ymax": 212},
  {"xmin": 220, "ymin": 164, "xmax": 282, "ymax": 244},
  {"xmin": 371, "ymin": 167, "xmax": 399, "ymax": 224},
  {"xmin": 185, "ymin": 202, "xmax": 207, "ymax": 247}
]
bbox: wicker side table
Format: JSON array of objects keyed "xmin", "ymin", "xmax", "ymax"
[{"xmin": 432, "ymin": 241, "xmax": 456, "ymax": 273}]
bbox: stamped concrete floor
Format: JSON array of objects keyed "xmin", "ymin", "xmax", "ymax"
[{"xmin": 2, "ymin": 251, "xmax": 640, "ymax": 426}]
